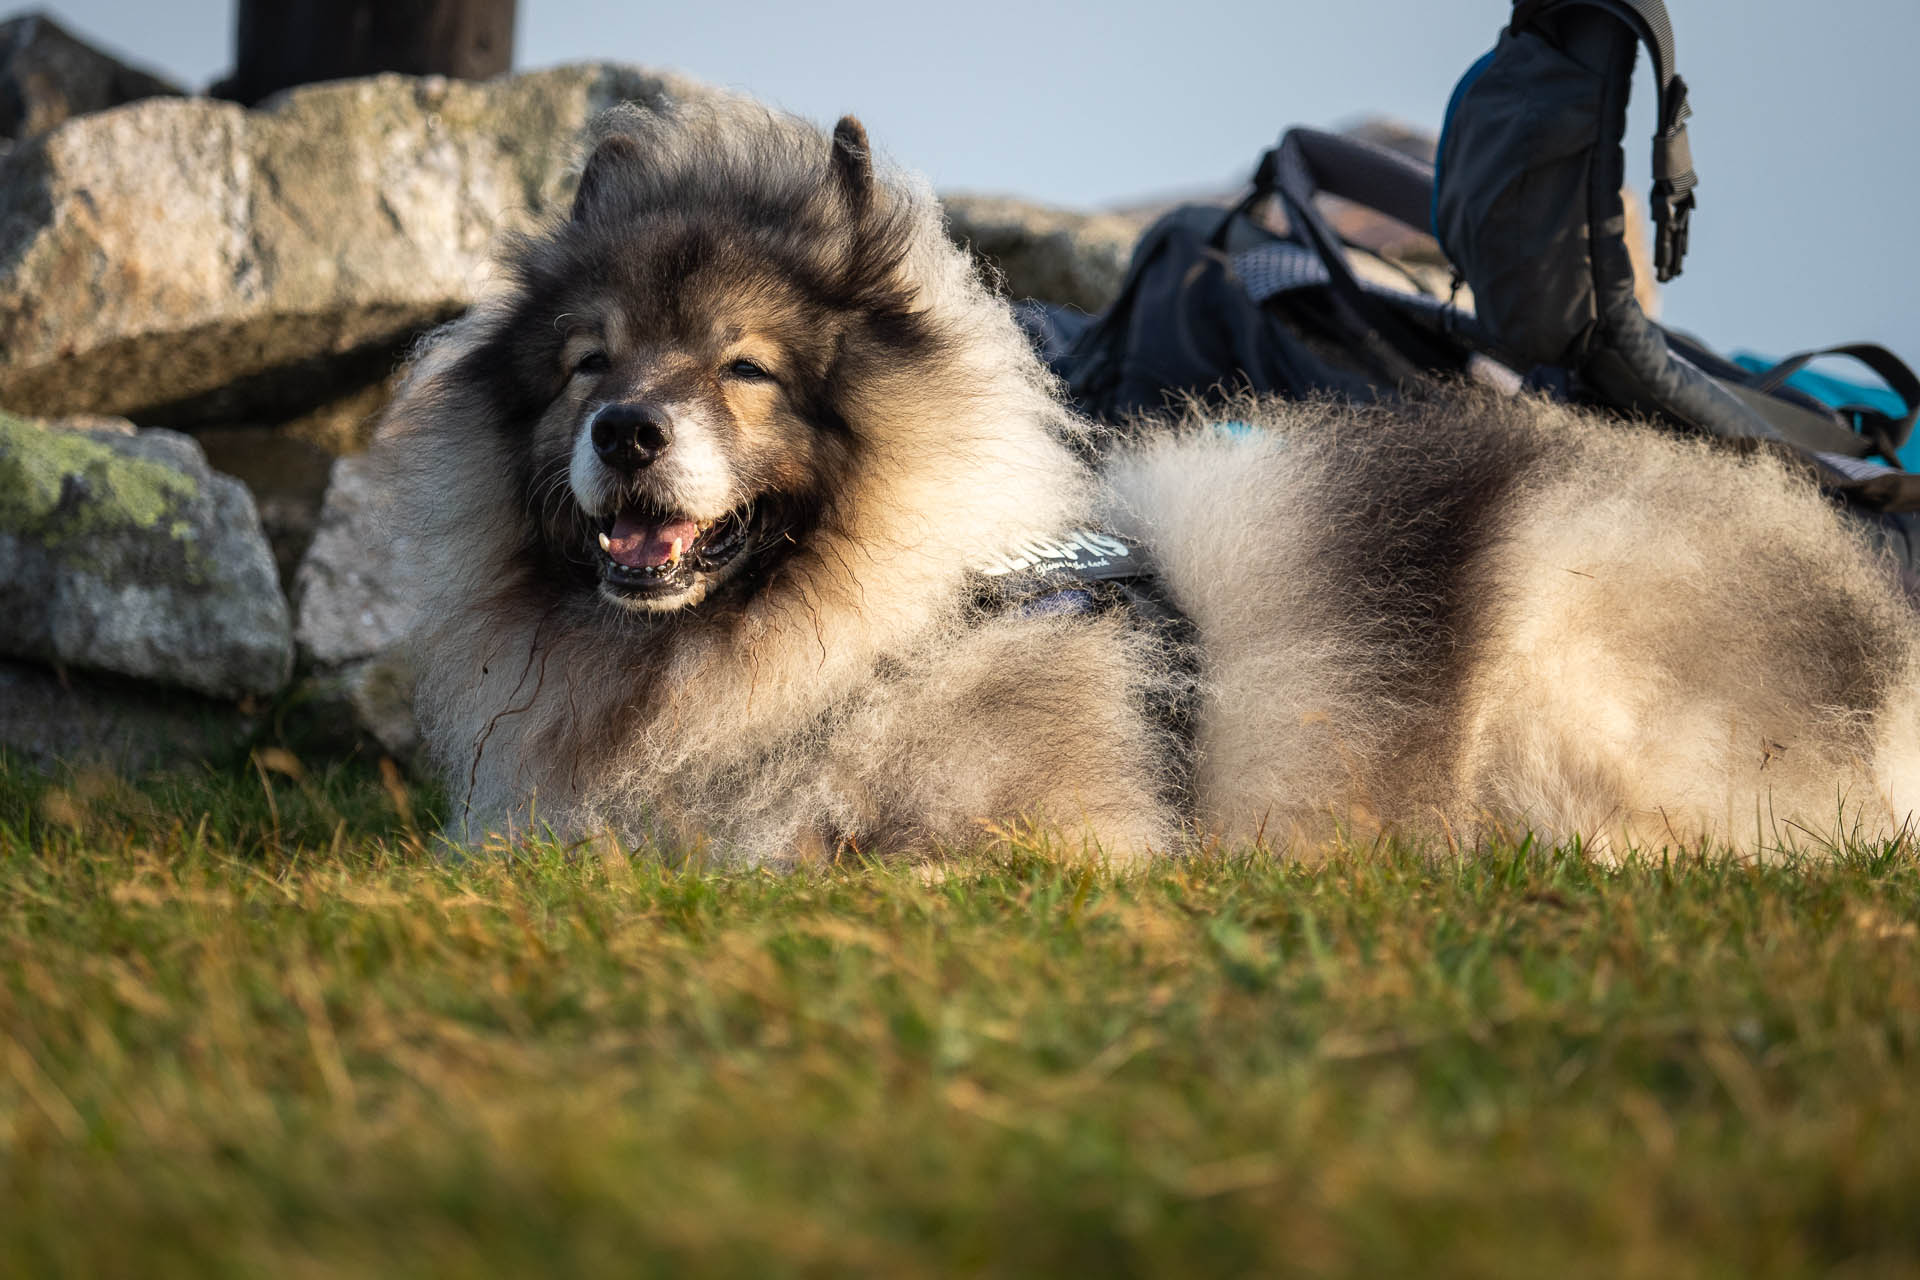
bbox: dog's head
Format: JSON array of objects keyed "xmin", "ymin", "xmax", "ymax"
[{"xmin": 456, "ymin": 111, "xmax": 934, "ymax": 613}]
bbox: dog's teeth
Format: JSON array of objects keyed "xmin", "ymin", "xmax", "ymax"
[
  {"xmin": 598, "ymin": 531, "xmax": 612, "ymax": 551},
  {"xmin": 668, "ymin": 537, "xmax": 684, "ymax": 563}
]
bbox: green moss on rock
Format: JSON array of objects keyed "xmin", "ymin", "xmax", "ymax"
[{"xmin": 0, "ymin": 411, "xmax": 204, "ymax": 578}]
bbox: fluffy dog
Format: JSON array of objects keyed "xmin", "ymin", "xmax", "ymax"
[{"xmin": 380, "ymin": 99, "xmax": 1920, "ymax": 863}]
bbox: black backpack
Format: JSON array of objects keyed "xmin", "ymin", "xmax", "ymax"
[
  {"xmin": 1026, "ymin": 128, "xmax": 1465, "ymax": 424},
  {"xmin": 1023, "ymin": 0, "xmax": 1920, "ymax": 561}
]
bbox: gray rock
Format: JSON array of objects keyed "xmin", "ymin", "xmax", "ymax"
[
  {"xmin": 293, "ymin": 649, "xmax": 420, "ymax": 761},
  {"xmin": 275, "ymin": 378, "xmax": 396, "ymax": 457},
  {"xmin": 342, "ymin": 647, "xmax": 420, "ymax": 759},
  {"xmin": 0, "ymin": 659, "xmax": 257, "ymax": 773},
  {"xmin": 943, "ymin": 195, "xmax": 1144, "ymax": 312},
  {"xmin": 0, "ymin": 411, "xmax": 293, "ymax": 699},
  {"xmin": 0, "ymin": 63, "xmax": 706, "ymax": 423},
  {"xmin": 189, "ymin": 380, "xmax": 396, "ymax": 590},
  {"xmin": 0, "ymin": 12, "xmax": 182, "ymax": 143},
  {"xmin": 294, "ymin": 452, "xmax": 422, "ymax": 669},
  {"xmin": 192, "ymin": 426, "xmax": 340, "ymax": 590},
  {"xmin": 292, "ymin": 453, "xmax": 424, "ymax": 753}
]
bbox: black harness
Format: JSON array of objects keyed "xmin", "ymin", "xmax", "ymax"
[
  {"xmin": 972, "ymin": 527, "xmax": 1188, "ymax": 629},
  {"xmin": 972, "ymin": 528, "xmax": 1201, "ymax": 814}
]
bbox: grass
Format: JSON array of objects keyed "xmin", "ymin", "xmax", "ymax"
[{"xmin": 2, "ymin": 754, "xmax": 1918, "ymax": 1278}]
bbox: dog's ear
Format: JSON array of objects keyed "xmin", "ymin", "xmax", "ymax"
[
  {"xmin": 572, "ymin": 132, "xmax": 644, "ymax": 224},
  {"xmin": 830, "ymin": 115, "xmax": 873, "ymax": 214}
]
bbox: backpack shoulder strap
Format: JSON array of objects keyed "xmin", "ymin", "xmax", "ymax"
[{"xmin": 1513, "ymin": 0, "xmax": 1697, "ymax": 280}]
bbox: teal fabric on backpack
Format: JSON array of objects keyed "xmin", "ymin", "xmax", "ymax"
[{"xmin": 1734, "ymin": 353, "xmax": 1920, "ymax": 468}]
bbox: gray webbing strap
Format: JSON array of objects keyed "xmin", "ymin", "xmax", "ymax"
[{"xmin": 1751, "ymin": 343, "xmax": 1920, "ymax": 454}]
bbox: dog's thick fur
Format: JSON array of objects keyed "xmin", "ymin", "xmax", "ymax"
[
  {"xmin": 1105, "ymin": 398, "xmax": 1920, "ymax": 856},
  {"xmin": 380, "ymin": 99, "xmax": 1920, "ymax": 863}
]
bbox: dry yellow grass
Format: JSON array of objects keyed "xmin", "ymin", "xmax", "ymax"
[{"xmin": 2, "ymin": 755, "xmax": 1918, "ymax": 1277}]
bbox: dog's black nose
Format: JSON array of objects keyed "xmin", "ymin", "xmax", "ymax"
[{"xmin": 590, "ymin": 402, "xmax": 672, "ymax": 472}]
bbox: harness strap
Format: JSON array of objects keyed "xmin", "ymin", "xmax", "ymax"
[
  {"xmin": 972, "ymin": 528, "xmax": 1200, "ymax": 807},
  {"xmin": 971, "ymin": 527, "xmax": 1151, "ymax": 584}
]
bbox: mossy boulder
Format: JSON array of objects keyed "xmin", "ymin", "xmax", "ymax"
[{"xmin": 0, "ymin": 411, "xmax": 292, "ymax": 699}]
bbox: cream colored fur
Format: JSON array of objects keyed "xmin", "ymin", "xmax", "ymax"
[{"xmin": 1105, "ymin": 396, "xmax": 1920, "ymax": 860}]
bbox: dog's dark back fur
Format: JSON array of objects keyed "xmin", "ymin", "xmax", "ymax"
[{"xmin": 1104, "ymin": 385, "xmax": 1920, "ymax": 854}]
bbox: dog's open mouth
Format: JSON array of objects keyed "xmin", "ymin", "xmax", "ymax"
[{"xmin": 594, "ymin": 501, "xmax": 753, "ymax": 598}]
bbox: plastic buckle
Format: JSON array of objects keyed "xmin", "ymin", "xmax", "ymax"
[{"xmin": 1651, "ymin": 185, "xmax": 1694, "ymax": 283}]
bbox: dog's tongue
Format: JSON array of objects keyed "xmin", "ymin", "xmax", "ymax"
[{"xmin": 606, "ymin": 511, "xmax": 701, "ymax": 568}]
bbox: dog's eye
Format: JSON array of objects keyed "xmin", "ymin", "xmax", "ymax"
[
  {"xmin": 572, "ymin": 351, "xmax": 610, "ymax": 377},
  {"xmin": 726, "ymin": 358, "xmax": 774, "ymax": 382}
]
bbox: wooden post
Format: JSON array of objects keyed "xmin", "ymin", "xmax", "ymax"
[{"xmin": 226, "ymin": 0, "xmax": 517, "ymax": 104}]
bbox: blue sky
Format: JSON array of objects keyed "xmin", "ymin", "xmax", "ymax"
[{"xmin": 33, "ymin": 0, "xmax": 1920, "ymax": 366}]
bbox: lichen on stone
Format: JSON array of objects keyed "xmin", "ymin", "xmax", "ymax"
[{"xmin": 0, "ymin": 410, "xmax": 205, "ymax": 577}]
